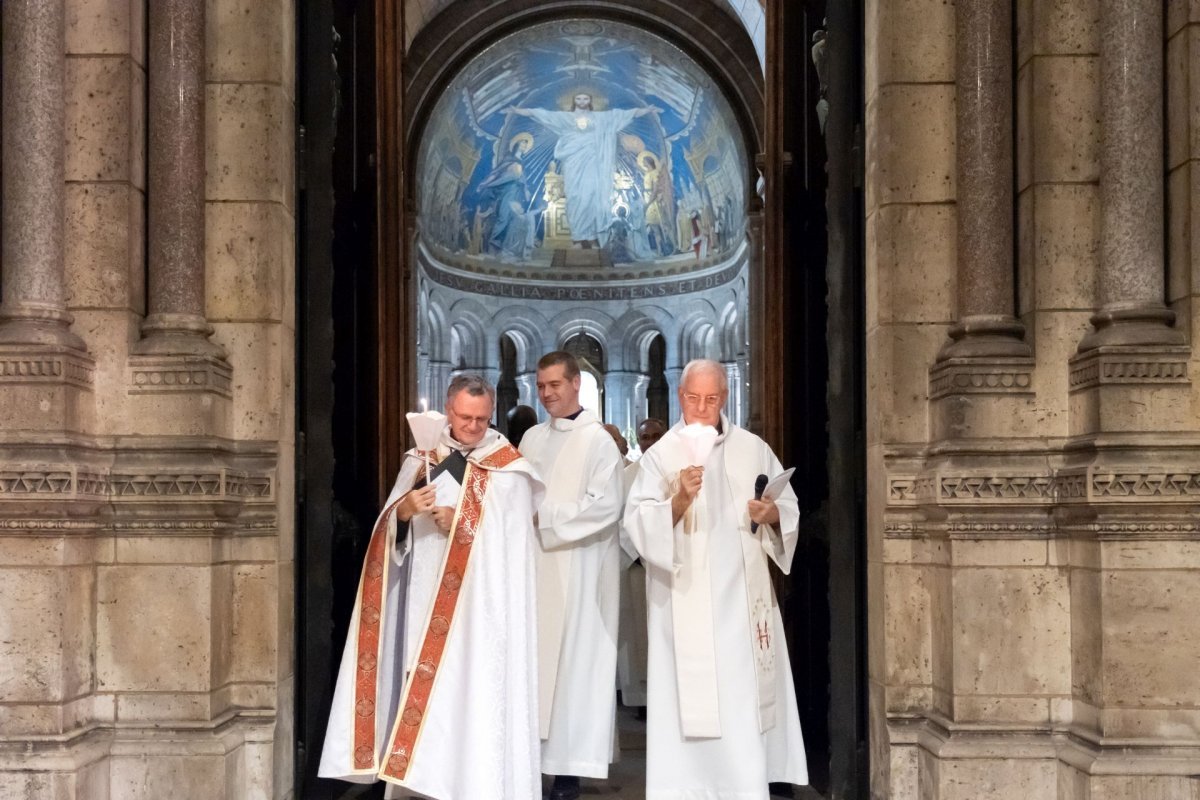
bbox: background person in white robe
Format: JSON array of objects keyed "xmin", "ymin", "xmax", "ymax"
[
  {"xmin": 319, "ymin": 375, "xmax": 544, "ymax": 800},
  {"xmin": 519, "ymin": 351, "xmax": 625, "ymax": 800},
  {"xmin": 615, "ymin": 418, "xmax": 666, "ymax": 712},
  {"xmin": 509, "ymin": 93, "xmax": 659, "ymax": 248},
  {"xmin": 605, "ymin": 423, "xmax": 646, "ymax": 710},
  {"xmin": 624, "ymin": 360, "xmax": 808, "ymax": 799}
]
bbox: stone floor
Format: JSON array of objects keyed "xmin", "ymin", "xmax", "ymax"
[{"xmin": 339, "ymin": 703, "xmax": 816, "ymax": 799}]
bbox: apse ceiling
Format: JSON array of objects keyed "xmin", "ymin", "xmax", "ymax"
[
  {"xmin": 403, "ymin": 0, "xmax": 766, "ymax": 71},
  {"xmin": 415, "ymin": 18, "xmax": 750, "ymax": 277}
]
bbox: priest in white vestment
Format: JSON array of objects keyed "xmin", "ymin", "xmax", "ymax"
[
  {"xmin": 624, "ymin": 360, "xmax": 809, "ymax": 799},
  {"xmin": 510, "ymin": 93, "xmax": 658, "ymax": 247},
  {"xmin": 519, "ymin": 351, "xmax": 625, "ymax": 800},
  {"xmin": 319, "ymin": 375, "xmax": 544, "ymax": 800}
]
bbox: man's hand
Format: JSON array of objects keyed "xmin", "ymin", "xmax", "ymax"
[
  {"xmin": 748, "ymin": 497, "xmax": 780, "ymax": 530},
  {"xmin": 396, "ymin": 485, "xmax": 436, "ymax": 522},
  {"xmin": 431, "ymin": 506, "xmax": 455, "ymax": 533},
  {"xmin": 671, "ymin": 466, "xmax": 704, "ymax": 526}
]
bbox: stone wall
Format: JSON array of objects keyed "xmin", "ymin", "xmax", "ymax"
[
  {"xmin": 867, "ymin": 1, "xmax": 1200, "ymax": 797},
  {"xmin": 0, "ymin": 1, "xmax": 296, "ymax": 798}
]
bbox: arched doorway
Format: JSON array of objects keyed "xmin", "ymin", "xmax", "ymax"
[{"xmin": 296, "ymin": 2, "xmax": 866, "ymax": 797}]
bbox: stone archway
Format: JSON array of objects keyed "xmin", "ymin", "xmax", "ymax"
[{"xmin": 297, "ymin": 1, "xmax": 868, "ymax": 797}]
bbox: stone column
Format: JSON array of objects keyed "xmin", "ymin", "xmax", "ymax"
[
  {"xmin": 938, "ymin": 0, "xmax": 1029, "ymax": 360},
  {"xmin": 665, "ymin": 366, "xmax": 683, "ymax": 424},
  {"xmin": 0, "ymin": 1, "xmax": 83, "ymax": 351},
  {"xmin": 1067, "ymin": 0, "xmax": 1190, "ymax": 434},
  {"xmin": 517, "ymin": 372, "xmax": 537, "ymax": 407},
  {"xmin": 929, "ymin": 0, "xmax": 1034, "ymax": 440},
  {"xmin": 1078, "ymin": 0, "xmax": 1183, "ymax": 350},
  {"xmin": 604, "ymin": 370, "xmax": 641, "ymax": 439},
  {"xmin": 134, "ymin": 0, "xmax": 222, "ymax": 357},
  {"xmin": 632, "ymin": 374, "xmax": 651, "ymax": 424}
]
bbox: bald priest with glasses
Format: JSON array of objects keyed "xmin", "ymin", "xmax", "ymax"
[{"xmin": 623, "ymin": 359, "xmax": 808, "ymax": 799}]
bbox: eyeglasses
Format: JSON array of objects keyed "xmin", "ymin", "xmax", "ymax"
[{"xmin": 682, "ymin": 393, "xmax": 723, "ymax": 408}]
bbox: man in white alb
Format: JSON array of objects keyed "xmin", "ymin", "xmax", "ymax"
[
  {"xmin": 624, "ymin": 359, "xmax": 808, "ymax": 799},
  {"xmin": 519, "ymin": 351, "xmax": 625, "ymax": 800},
  {"xmin": 319, "ymin": 375, "xmax": 544, "ymax": 800}
]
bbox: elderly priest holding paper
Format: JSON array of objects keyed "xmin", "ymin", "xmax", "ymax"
[
  {"xmin": 319, "ymin": 374, "xmax": 544, "ymax": 800},
  {"xmin": 624, "ymin": 358, "xmax": 808, "ymax": 799}
]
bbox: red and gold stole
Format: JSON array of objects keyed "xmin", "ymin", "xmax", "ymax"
[
  {"xmin": 379, "ymin": 444, "xmax": 521, "ymax": 781},
  {"xmin": 350, "ymin": 449, "xmax": 439, "ymax": 772}
]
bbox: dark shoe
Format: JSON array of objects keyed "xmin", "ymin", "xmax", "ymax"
[{"xmin": 549, "ymin": 774, "xmax": 581, "ymax": 800}]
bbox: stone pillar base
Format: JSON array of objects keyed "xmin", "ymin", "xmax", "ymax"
[
  {"xmin": 929, "ymin": 356, "xmax": 1036, "ymax": 440},
  {"xmin": 0, "ymin": 715, "xmax": 277, "ymax": 800},
  {"xmin": 0, "ymin": 344, "xmax": 95, "ymax": 432},
  {"xmin": 127, "ymin": 354, "xmax": 233, "ymax": 437},
  {"xmin": 1067, "ymin": 345, "xmax": 1191, "ymax": 435},
  {"xmin": 881, "ymin": 719, "xmax": 1200, "ymax": 799}
]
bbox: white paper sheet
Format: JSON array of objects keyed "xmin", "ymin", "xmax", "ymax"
[
  {"xmin": 431, "ymin": 467, "xmax": 462, "ymax": 508},
  {"xmin": 678, "ymin": 423, "xmax": 719, "ymax": 466},
  {"xmin": 760, "ymin": 467, "xmax": 795, "ymax": 501}
]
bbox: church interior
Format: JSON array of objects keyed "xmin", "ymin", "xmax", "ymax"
[{"xmin": 1, "ymin": 0, "xmax": 1198, "ymax": 798}]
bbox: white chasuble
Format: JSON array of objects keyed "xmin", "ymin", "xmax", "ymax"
[
  {"xmin": 624, "ymin": 416, "xmax": 809, "ymax": 799},
  {"xmin": 319, "ymin": 429, "xmax": 545, "ymax": 800},
  {"xmin": 519, "ymin": 410, "xmax": 625, "ymax": 778}
]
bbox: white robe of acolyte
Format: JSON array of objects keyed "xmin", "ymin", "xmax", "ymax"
[
  {"xmin": 624, "ymin": 417, "xmax": 808, "ymax": 799},
  {"xmin": 519, "ymin": 410, "xmax": 625, "ymax": 778},
  {"xmin": 319, "ymin": 428, "xmax": 544, "ymax": 800},
  {"xmin": 617, "ymin": 459, "xmax": 649, "ymax": 707},
  {"xmin": 522, "ymin": 107, "xmax": 640, "ymax": 243}
]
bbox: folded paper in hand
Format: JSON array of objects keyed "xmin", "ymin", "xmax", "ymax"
[
  {"xmin": 431, "ymin": 467, "xmax": 461, "ymax": 507},
  {"xmin": 678, "ymin": 423, "xmax": 719, "ymax": 466},
  {"xmin": 761, "ymin": 468, "xmax": 795, "ymax": 501}
]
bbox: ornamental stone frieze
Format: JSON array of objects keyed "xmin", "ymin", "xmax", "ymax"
[
  {"xmin": 887, "ymin": 466, "xmax": 1200, "ymax": 509},
  {"xmin": 0, "ymin": 439, "xmax": 276, "ymax": 531}
]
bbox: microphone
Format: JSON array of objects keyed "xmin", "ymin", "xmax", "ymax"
[{"xmin": 751, "ymin": 474, "xmax": 768, "ymax": 533}]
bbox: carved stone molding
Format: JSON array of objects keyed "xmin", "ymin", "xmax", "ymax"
[
  {"xmin": 883, "ymin": 521, "xmax": 922, "ymax": 538},
  {"xmin": 0, "ymin": 517, "xmax": 278, "ymax": 536},
  {"xmin": 1087, "ymin": 471, "xmax": 1200, "ymax": 500},
  {"xmin": 888, "ymin": 467, "xmax": 1200, "ymax": 509},
  {"xmin": 1068, "ymin": 346, "xmax": 1190, "ymax": 392},
  {"xmin": 943, "ymin": 521, "xmax": 1057, "ymax": 538},
  {"xmin": 929, "ymin": 357, "xmax": 1035, "ymax": 400},
  {"xmin": 128, "ymin": 354, "xmax": 232, "ymax": 398},
  {"xmin": 0, "ymin": 467, "xmax": 106, "ymax": 498},
  {"xmin": 1083, "ymin": 520, "xmax": 1200, "ymax": 539},
  {"xmin": 0, "ymin": 466, "xmax": 273, "ymax": 502},
  {"xmin": 0, "ymin": 348, "xmax": 94, "ymax": 388}
]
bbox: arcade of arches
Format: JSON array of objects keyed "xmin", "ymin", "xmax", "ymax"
[{"xmin": 0, "ymin": 1, "xmax": 1198, "ymax": 800}]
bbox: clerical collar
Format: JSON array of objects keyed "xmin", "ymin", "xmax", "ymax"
[{"xmin": 563, "ymin": 408, "xmax": 584, "ymax": 421}]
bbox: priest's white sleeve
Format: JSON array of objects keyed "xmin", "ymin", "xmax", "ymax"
[
  {"xmin": 538, "ymin": 439, "xmax": 624, "ymax": 550},
  {"xmin": 623, "ymin": 448, "xmax": 689, "ymax": 574},
  {"xmin": 757, "ymin": 450, "xmax": 800, "ymax": 573},
  {"xmin": 382, "ymin": 457, "xmax": 422, "ymax": 567}
]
